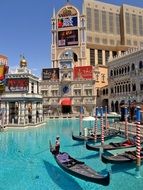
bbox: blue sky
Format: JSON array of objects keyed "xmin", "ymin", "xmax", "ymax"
[{"xmin": 0, "ymin": 0, "xmax": 143, "ymax": 77}]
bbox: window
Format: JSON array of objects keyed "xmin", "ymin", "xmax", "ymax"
[
  {"xmin": 31, "ymin": 82, "xmax": 34, "ymax": 93},
  {"xmin": 139, "ymin": 16, "xmax": 143, "ymax": 36},
  {"xmin": 131, "ymin": 63, "xmax": 135, "ymax": 71},
  {"xmin": 94, "ymin": 9, "xmax": 99, "ymax": 32},
  {"xmin": 73, "ymin": 53, "xmax": 78, "ymax": 62},
  {"xmin": 132, "ymin": 84, "xmax": 136, "ymax": 91},
  {"xmin": 125, "ymin": 13, "xmax": 130, "ymax": 34},
  {"xmin": 90, "ymin": 49, "xmax": 95, "ymax": 66},
  {"xmin": 86, "ymin": 8, "xmax": 92, "ymax": 31},
  {"xmin": 102, "ymin": 11, "xmax": 107, "ymax": 33},
  {"xmin": 109, "ymin": 12, "xmax": 113, "ymax": 33},
  {"xmin": 116, "ymin": 14, "xmax": 120, "ymax": 34},
  {"xmin": 74, "ymin": 90, "xmax": 81, "ymax": 96},
  {"xmin": 132, "ymin": 14, "xmax": 137, "ymax": 35},
  {"xmin": 105, "ymin": 51, "xmax": 109, "ymax": 63},
  {"xmin": 112, "ymin": 51, "xmax": 117, "ymax": 57},
  {"xmin": 98, "ymin": 50, "xmax": 102, "ymax": 64},
  {"xmin": 140, "ymin": 83, "xmax": 143, "ymax": 91},
  {"xmin": 139, "ymin": 61, "xmax": 143, "ymax": 69}
]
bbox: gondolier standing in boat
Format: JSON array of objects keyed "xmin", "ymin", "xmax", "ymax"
[{"xmin": 55, "ymin": 136, "xmax": 60, "ymax": 154}]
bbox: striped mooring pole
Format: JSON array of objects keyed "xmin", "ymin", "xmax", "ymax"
[
  {"xmin": 125, "ymin": 107, "xmax": 128, "ymax": 139},
  {"xmin": 100, "ymin": 107, "xmax": 104, "ymax": 145},
  {"xmin": 136, "ymin": 106, "xmax": 141, "ymax": 178},
  {"xmin": 105, "ymin": 106, "xmax": 108, "ymax": 130},
  {"xmin": 79, "ymin": 106, "xmax": 83, "ymax": 135},
  {"xmin": 94, "ymin": 107, "xmax": 98, "ymax": 142}
]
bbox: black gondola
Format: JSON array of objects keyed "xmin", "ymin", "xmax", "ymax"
[
  {"xmin": 49, "ymin": 141, "xmax": 110, "ymax": 186},
  {"xmin": 72, "ymin": 129, "xmax": 120, "ymax": 142},
  {"xmin": 101, "ymin": 148, "xmax": 143, "ymax": 164},
  {"xmin": 86, "ymin": 139, "xmax": 136, "ymax": 152}
]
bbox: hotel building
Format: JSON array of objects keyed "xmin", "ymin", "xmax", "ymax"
[{"xmin": 40, "ymin": 0, "xmax": 143, "ymax": 115}]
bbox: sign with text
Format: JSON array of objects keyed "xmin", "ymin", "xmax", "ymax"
[
  {"xmin": 6, "ymin": 78, "xmax": 29, "ymax": 92},
  {"xmin": 73, "ymin": 66, "xmax": 93, "ymax": 80},
  {"xmin": 58, "ymin": 16, "xmax": 77, "ymax": 28},
  {"xmin": 58, "ymin": 29, "xmax": 78, "ymax": 47},
  {"xmin": 42, "ymin": 68, "xmax": 59, "ymax": 80}
]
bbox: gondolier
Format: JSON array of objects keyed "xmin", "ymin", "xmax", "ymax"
[{"xmin": 55, "ymin": 136, "xmax": 60, "ymax": 154}]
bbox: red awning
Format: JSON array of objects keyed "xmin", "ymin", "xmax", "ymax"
[{"xmin": 60, "ymin": 98, "xmax": 72, "ymax": 106}]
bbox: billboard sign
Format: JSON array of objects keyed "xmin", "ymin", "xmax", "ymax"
[
  {"xmin": 58, "ymin": 16, "xmax": 77, "ymax": 28},
  {"xmin": 6, "ymin": 78, "xmax": 29, "ymax": 92},
  {"xmin": 73, "ymin": 66, "xmax": 93, "ymax": 80},
  {"xmin": 42, "ymin": 68, "xmax": 59, "ymax": 80},
  {"xmin": 58, "ymin": 29, "xmax": 78, "ymax": 47}
]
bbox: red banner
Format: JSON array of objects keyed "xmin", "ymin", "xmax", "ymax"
[
  {"xmin": 6, "ymin": 78, "xmax": 29, "ymax": 92},
  {"xmin": 73, "ymin": 66, "xmax": 93, "ymax": 80}
]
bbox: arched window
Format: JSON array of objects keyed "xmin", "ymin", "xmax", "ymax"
[
  {"xmin": 132, "ymin": 84, "xmax": 136, "ymax": 91},
  {"xmin": 128, "ymin": 84, "xmax": 131, "ymax": 92},
  {"xmin": 110, "ymin": 70, "xmax": 113, "ymax": 77},
  {"xmin": 140, "ymin": 82, "xmax": 143, "ymax": 91},
  {"xmin": 139, "ymin": 61, "xmax": 143, "ymax": 69},
  {"xmin": 131, "ymin": 63, "xmax": 135, "ymax": 71}
]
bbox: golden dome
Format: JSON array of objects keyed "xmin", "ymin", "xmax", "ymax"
[{"xmin": 20, "ymin": 56, "xmax": 27, "ymax": 68}]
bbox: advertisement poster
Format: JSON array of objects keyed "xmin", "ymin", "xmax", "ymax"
[
  {"xmin": 58, "ymin": 29, "xmax": 78, "ymax": 47},
  {"xmin": 58, "ymin": 16, "xmax": 77, "ymax": 28},
  {"xmin": 73, "ymin": 66, "xmax": 93, "ymax": 80},
  {"xmin": 42, "ymin": 68, "xmax": 59, "ymax": 80},
  {"xmin": 0, "ymin": 65, "xmax": 8, "ymax": 81},
  {"xmin": 6, "ymin": 78, "xmax": 29, "ymax": 92}
]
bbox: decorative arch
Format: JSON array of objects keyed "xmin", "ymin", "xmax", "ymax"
[
  {"xmin": 58, "ymin": 49, "xmax": 79, "ymax": 68},
  {"xmin": 57, "ymin": 5, "xmax": 79, "ymax": 19}
]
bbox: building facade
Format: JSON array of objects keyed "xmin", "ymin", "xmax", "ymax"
[
  {"xmin": 41, "ymin": 0, "xmax": 143, "ymax": 115},
  {"xmin": 84, "ymin": 0, "xmax": 143, "ymax": 66},
  {"xmin": 107, "ymin": 47, "xmax": 143, "ymax": 117},
  {"xmin": 0, "ymin": 56, "xmax": 43, "ymax": 127},
  {"xmin": 40, "ymin": 2, "xmax": 108, "ymax": 115}
]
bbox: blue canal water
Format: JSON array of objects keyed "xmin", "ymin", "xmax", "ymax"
[{"xmin": 0, "ymin": 119, "xmax": 143, "ymax": 190}]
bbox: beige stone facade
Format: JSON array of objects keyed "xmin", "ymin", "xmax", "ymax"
[
  {"xmin": 41, "ymin": 0, "xmax": 143, "ymax": 115},
  {"xmin": 107, "ymin": 47, "xmax": 143, "ymax": 113}
]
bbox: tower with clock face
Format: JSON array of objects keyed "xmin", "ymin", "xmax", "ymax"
[{"xmin": 51, "ymin": 4, "xmax": 86, "ymax": 69}]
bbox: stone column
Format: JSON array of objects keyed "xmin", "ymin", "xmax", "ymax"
[
  {"xmin": 21, "ymin": 102, "xmax": 25, "ymax": 125},
  {"xmin": 32, "ymin": 102, "xmax": 36, "ymax": 124},
  {"xmin": 18, "ymin": 102, "xmax": 20, "ymax": 125},
  {"xmin": 39, "ymin": 102, "xmax": 43, "ymax": 122},
  {"xmin": 6, "ymin": 102, "xmax": 9, "ymax": 125}
]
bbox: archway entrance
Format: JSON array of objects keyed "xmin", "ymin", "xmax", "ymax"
[
  {"xmin": 62, "ymin": 105, "xmax": 71, "ymax": 114},
  {"xmin": 60, "ymin": 98, "xmax": 72, "ymax": 114}
]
